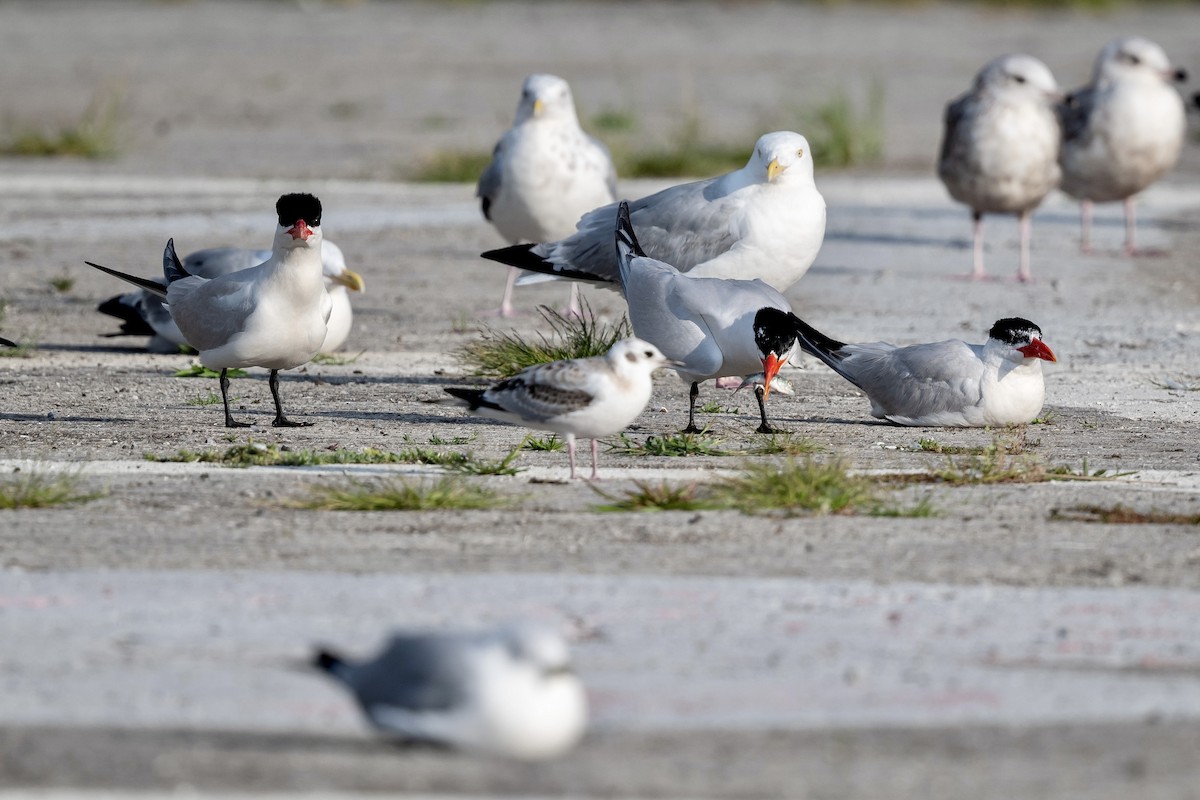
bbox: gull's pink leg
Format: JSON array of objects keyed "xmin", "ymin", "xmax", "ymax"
[
  {"xmin": 1016, "ymin": 210, "xmax": 1033, "ymax": 283},
  {"xmin": 971, "ymin": 211, "xmax": 986, "ymax": 280},
  {"xmin": 481, "ymin": 266, "xmax": 521, "ymax": 318},
  {"xmin": 588, "ymin": 438, "xmax": 600, "ymax": 481},
  {"xmin": 565, "ymin": 432, "xmax": 578, "ymax": 480},
  {"xmin": 1123, "ymin": 196, "xmax": 1137, "ymax": 256},
  {"xmin": 561, "ymin": 282, "xmax": 582, "ymax": 319},
  {"xmin": 1080, "ymin": 200, "xmax": 1094, "ymax": 254}
]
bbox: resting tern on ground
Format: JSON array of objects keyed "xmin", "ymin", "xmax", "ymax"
[
  {"xmin": 85, "ymin": 193, "xmax": 331, "ymax": 428},
  {"xmin": 760, "ymin": 311, "xmax": 1056, "ymax": 426},
  {"xmin": 1059, "ymin": 36, "xmax": 1188, "ymax": 255},
  {"xmin": 97, "ymin": 239, "xmax": 364, "ymax": 354},
  {"xmin": 477, "ymin": 73, "xmax": 618, "ymax": 317},
  {"xmin": 313, "ymin": 623, "xmax": 586, "ymax": 761},
  {"xmin": 613, "ymin": 201, "xmax": 799, "ymax": 435},
  {"xmin": 444, "ymin": 337, "xmax": 673, "ymax": 480},
  {"xmin": 482, "ymin": 131, "xmax": 826, "ymax": 295},
  {"xmin": 938, "ymin": 54, "xmax": 1062, "ymax": 282}
]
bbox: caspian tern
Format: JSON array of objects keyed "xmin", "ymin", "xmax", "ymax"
[
  {"xmin": 613, "ymin": 201, "xmax": 799, "ymax": 434},
  {"xmin": 313, "ymin": 623, "xmax": 586, "ymax": 761},
  {"xmin": 482, "ymin": 131, "xmax": 826, "ymax": 296},
  {"xmin": 444, "ymin": 337, "xmax": 673, "ymax": 480},
  {"xmin": 938, "ymin": 54, "xmax": 1062, "ymax": 282},
  {"xmin": 477, "ymin": 73, "xmax": 617, "ymax": 317},
  {"xmin": 97, "ymin": 239, "xmax": 363, "ymax": 354},
  {"xmin": 1059, "ymin": 37, "xmax": 1188, "ymax": 255},
  {"xmin": 85, "ymin": 193, "xmax": 331, "ymax": 428},
  {"xmin": 761, "ymin": 311, "xmax": 1057, "ymax": 426}
]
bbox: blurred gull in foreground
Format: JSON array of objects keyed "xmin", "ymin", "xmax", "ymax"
[
  {"xmin": 938, "ymin": 54, "xmax": 1062, "ymax": 281},
  {"xmin": 313, "ymin": 623, "xmax": 587, "ymax": 761}
]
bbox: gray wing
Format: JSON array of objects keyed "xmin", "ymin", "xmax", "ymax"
[
  {"xmin": 841, "ymin": 339, "xmax": 985, "ymax": 418},
  {"xmin": 476, "ymin": 141, "xmax": 505, "ymax": 220},
  {"xmin": 347, "ymin": 634, "xmax": 472, "ymax": 712},
  {"xmin": 1058, "ymin": 86, "xmax": 1096, "ymax": 146},
  {"xmin": 587, "ymin": 132, "xmax": 618, "ymax": 198},
  {"xmin": 937, "ymin": 93, "xmax": 973, "ymax": 170},
  {"xmin": 183, "ymin": 247, "xmax": 271, "ymax": 279},
  {"xmin": 165, "ymin": 271, "xmax": 259, "ymax": 352},
  {"xmin": 485, "ymin": 358, "xmax": 600, "ymax": 422},
  {"xmin": 535, "ymin": 175, "xmax": 738, "ymax": 282}
]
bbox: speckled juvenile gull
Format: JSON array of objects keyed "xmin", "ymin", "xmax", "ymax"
[
  {"xmin": 484, "ymin": 131, "xmax": 826, "ymax": 295},
  {"xmin": 313, "ymin": 623, "xmax": 587, "ymax": 761},
  {"xmin": 98, "ymin": 239, "xmax": 363, "ymax": 354},
  {"xmin": 1059, "ymin": 36, "xmax": 1188, "ymax": 254},
  {"xmin": 477, "ymin": 73, "xmax": 617, "ymax": 317},
  {"xmin": 767, "ymin": 313, "xmax": 1057, "ymax": 427},
  {"xmin": 613, "ymin": 201, "xmax": 800, "ymax": 435},
  {"xmin": 86, "ymin": 194, "xmax": 331, "ymax": 428},
  {"xmin": 444, "ymin": 337, "xmax": 672, "ymax": 480},
  {"xmin": 938, "ymin": 54, "xmax": 1062, "ymax": 282}
]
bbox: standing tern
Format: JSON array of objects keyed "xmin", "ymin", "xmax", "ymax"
[
  {"xmin": 761, "ymin": 311, "xmax": 1057, "ymax": 426},
  {"xmin": 85, "ymin": 193, "xmax": 331, "ymax": 428},
  {"xmin": 477, "ymin": 73, "xmax": 618, "ymax": 317},
  {"xmin": 313, "ymin": 623, "xmax": 587, "ymax": 761},
  {"xmin": 483, "ymin": 131, "xmax": 826, "ymax": 295},
  {"xmin": 1059, "ymin": 36, "xmax": 1188, "ymax": 255},
  {"xmin": 613, "ymin": 201, "xmax": 800, "ymax": 434},
  {"xmin": 938, "ymin": 54, "xmax": 1062, "ymax": 282},
  {"xmin": 97, "ymin": 239, "xmax": 363, "ymax": 354},
  {"xmin": 444, "ymin": 337, "xmax": 673, "ymax": 480}
]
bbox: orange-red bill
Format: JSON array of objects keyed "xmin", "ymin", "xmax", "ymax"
[
  {"xmin": 761, "ymin": 352, "xmax": 785, "ymax": 401},
  {"xmin": 287, "ymin": 220, "xmax": 313, "ymax": 241},
  {"xmin": 1018, "ymin": 338, "xmax": 1056, "ymax": 362}
]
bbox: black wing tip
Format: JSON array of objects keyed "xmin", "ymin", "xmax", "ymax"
[
  {"xmin": 96, "ymin": 294, "xmax": 157, "ymax": 336},
  {"xmin": 0, "ymin": 337, "xmax": 15, "ymax": 348},
  {"xmin": 481, "ymin": 243, "xmax": 540, "ymax": 268},
  {"xmin": 312, "ymin": 648, "xmax": 345, "ymax": 675},
  {"xmin": 163, "ymin": 239, "xmax": 190, "ymax": 284},
  {"xmin": 86, "ymin": 261, "xmax": 170, "ymax": 298},
  {"xmin": 614, "ymin": 200, "xmax": 646, "ymax": 259},
  {"xmin": 276, "ymin": 193, "xmax": 322, "ymax": 228},
  {"xmin": 444, "ymin": 386, "xmax": 485, "ymax": 409}
]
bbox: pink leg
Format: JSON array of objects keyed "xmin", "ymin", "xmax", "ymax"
[
  {"xmin": 485, "ymin": 266, "xmax": 519, "ymax": 318},
  {"xmin": 970, "ymin": 212, "xmax": 986, "ymax": 280},
  {"xmin": 1123, "ymin": 196, "xmax": 1137, "ymax": 256},
  {"xmin": 565, "ymin": 432, "xmax": 578, "ymax": 480},
  {"xmin": 588, "ymin": 438, "xmax": 600, "ymax": 481},
  {"xmin": 1016, "ymin": 210, "xmax": 1033, "ymax": 283},
  {"xmin": 1080, "ymin": 200, "xmax": 1094, "ymax": 254},
  {"xmin": 561, "ymin": 282, "xmax": 582, "ymax": 319}
]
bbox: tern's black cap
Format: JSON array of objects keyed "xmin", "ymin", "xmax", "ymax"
[
  {"xmin": 276, "ymin": 193, "xmax": 322, "ymax": 228},
  {"xmin": 989, "ymin": 317, "xmax": 1042, "ymax": 345}
]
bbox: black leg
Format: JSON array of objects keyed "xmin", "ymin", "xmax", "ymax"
[
  {"xmin": 270, "ymin": 369, "xmax": 312, "ymax": 427},
  {"xmin": 220, "ymin": 368, "xmax": 251, "ymax": 428},
  {"xmin": 754, "ymin": 384, "xmax": 784, "ymax": 434},
  {"xmin": 682, "ymin": 381, "xmax": 701, "ymax": 434}
]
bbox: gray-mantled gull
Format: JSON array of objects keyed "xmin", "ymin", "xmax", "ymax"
[
  {"xmin": 938, "ymin": 54, "xmax": 1062, "ymax": 282},
  {"xmin": 445, "ymin": 337, "xmax": 673, "ymax": 480},
  {"xmin": 313, "ymin": 623, "xmax": 587, "ymax": 761},
  {"xmin": 613, "ymin": 201, "xmax": 800, "ymax": 434},
  {"xmin": 483, "ymin": 131, "xmax": 826, "ymax": 295},
  {"xmin": 86, "ymin": 193, "xmax": 332, "ymax": 428},
  {"xmin": 98, "ymin": 239, "xmax": 363, "ymax": 354},
  {"xmin": 1059, "ymin": 36, "xmax": 1188, "ymax": 254},
  {"xmin": 766, "ymin": 312, "xmax": 1056, "ymax": 427},
  {"xmin": 477, "ymin": 73, "xmax": 617, "ymax": 317}
]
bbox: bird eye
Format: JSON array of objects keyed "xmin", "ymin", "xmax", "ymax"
[
  {"xmin": 796, "ymin": 148, "xmax": 804, "ymax": 158},
  {"xmin": 1126, "ymin": 54, "xmax": 1141, "ymax": 66},
  {"xmin": 1013, "ymin": 74, "xmax": 1027, "ymax": 84},
  {"xmin": 644, "ymin": 350, "xmax": 653, "ymax": 358}
]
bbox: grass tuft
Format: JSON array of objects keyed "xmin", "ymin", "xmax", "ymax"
[
  {"xmin": 524, "ymin": 434, "xmax": 565, "ymax": 452},
  {"xmin": 714, "ymin": 458, "xmax": 877, "ymax": 516},
  {"xmin": 797, "ymin": 84, "xmax": 885, "ymax": 169},
  {"xmin": 411, "ymin": 150, "xmax": 494, "ymax": 183},
  {"xmin": 742, "ymin": 433, "xmax": 823, "ymax": 456},
  {"xmin": 593, "ymin": 480, "xmax": 717, "ymax": 512},
  {"xmin": 300, "ymin": 476, "xmax": 509, "ymax": 511},
  {"xmin": 0, "ymin": 91, "xmax": 121, "ymax": 159},
  {"xmin": 0, "ymin": 469, "xmax": 105, "ymax": 509},
  {"xmin": 613, "ymin": 113, "xmax": 750, "ymax": 178},
  {"xmin": 144, "ymin": 441, "xmax": 522, "ymax": 475},
  {"xmin": 310, "ymin": 350, "xmax": 364, "ymax": 366},
  {"xmin": 459, "ymin": 301, "xmax": 631, "ymax": 377},
  {"xmin": 607, "ymin": 431, "xmax": 729, "ymax": 457},
  {"xmin": 48, "ymin": 275, "xmax": 75, "ymax": 294},
  {"xmin": 1050, "ymin": 505, "xmax": 1200, "ymax": 525},
  {"xmin": 186, "ymin": 392, "xmax": 222, "ymax": 406},
  {"xmin": 174, "ymin": 364, "xmax": 247, "ymax": 379}
]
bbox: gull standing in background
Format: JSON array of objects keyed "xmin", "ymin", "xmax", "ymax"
[
  {"xmin": 764, "ymin": 311, "xmax": 1057, "ymax": 427},
  {"xmin": 444, "ymin": 337, "xmax": 673, "ymax": 480},
  {"xmin": 97, "ymin": 239, "xmax": 364, "ymax": 354},
  {"xmin": 613, "ymin": 202, "xmax": 800, "ymax": 434},
  {"xmin": 477, "ymin": 73, "xmax": 617, "ymax": 317},
  {"xmin": 1059, "ymin": 36, "xmax": 1188, "ymax": 255},
  {"xmin": 86, "ymin": 193, "xmax": 331, "ymax": 428},
  {"xmin": 483, "ymin": 131, "xmax": 826, "ymax": 295},
  {"xmin": 313, "ymin": 623, "xmax": 587, "ymax": 761},
  {"xmin": 938, "ymin": 54, "xmax": 1062, "ymax": 282}
]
